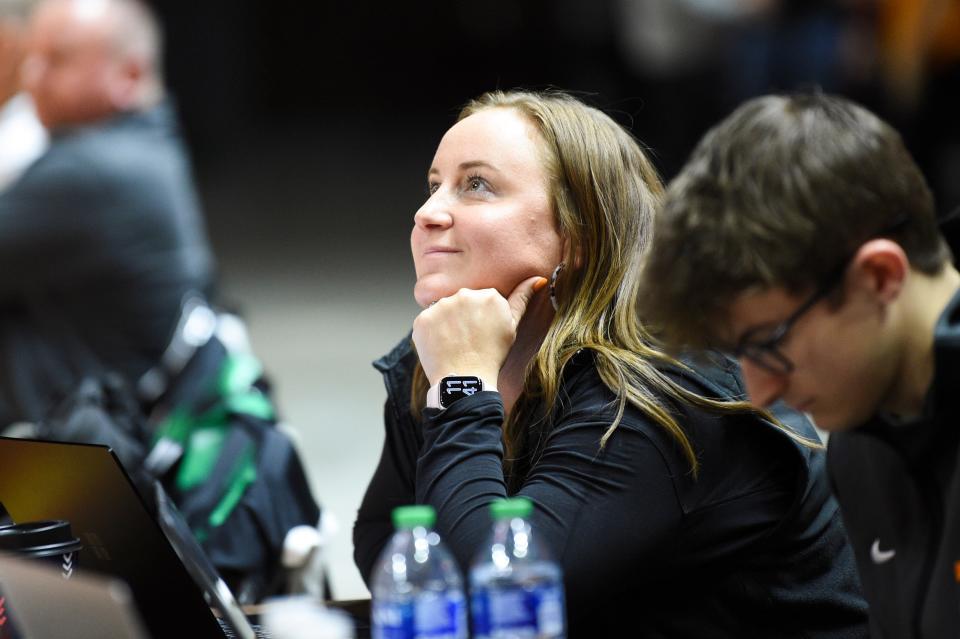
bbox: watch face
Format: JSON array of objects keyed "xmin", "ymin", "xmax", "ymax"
[{"xmin": 439, "ymin": 376, "xmax": 483, "ymax": 408}]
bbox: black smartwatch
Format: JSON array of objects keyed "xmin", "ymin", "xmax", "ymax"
[{"xmin": 427, "ymin": 375, "xmax": 491, "ymax": 409}]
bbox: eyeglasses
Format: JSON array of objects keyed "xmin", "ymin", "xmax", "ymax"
[
  {"xmin": 732, "ymin": 216, "xmax": 909, "ymax": 375},
  {"xmin": 732, "ymin": 275, "xmax": 839, "ymax": 375}
]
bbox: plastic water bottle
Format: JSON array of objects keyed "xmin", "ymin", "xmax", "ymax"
[
  {"xmin": 370, "ymin": 505, "xmax": 468, "ymax": 639},
  {"xmin": 469, "ymin": 497, "xmax": 566, "ymax": 639}
]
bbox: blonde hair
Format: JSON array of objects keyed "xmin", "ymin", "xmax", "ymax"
[{"xmin": 411, "ymin": 89, "xmax": 809, "ymax": 482}]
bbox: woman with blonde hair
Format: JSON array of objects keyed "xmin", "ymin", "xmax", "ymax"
[{"xmin": 353, "ymin": 89, "xmax": 867, "ymax": 636}]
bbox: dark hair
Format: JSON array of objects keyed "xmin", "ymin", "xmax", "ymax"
[{"xmin": 639, "ymin": 92, "xmax": 952, "ymax": 350}]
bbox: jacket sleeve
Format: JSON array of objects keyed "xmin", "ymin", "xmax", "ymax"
[
  {"xmin": 414, "ymin": 388, "xmax": 685, "ymax": 616},
  {"xmin": 352, "ymin": 396, "xmax": 421, "ymax": 587},
  {"xmin": 0, "ymin": 150, "xmax": 105, "ymax": 299}
]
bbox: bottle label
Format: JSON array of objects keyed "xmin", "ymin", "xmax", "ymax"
[
  {"xmin": 471, "ymin": 584, "xmax": 565, "ymax": 638},
  {"xmin": 373, "ymin": 591, "xmax": 467, "ymax": 639}
]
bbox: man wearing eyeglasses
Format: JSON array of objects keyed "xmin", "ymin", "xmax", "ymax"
[{"xmin": 638, "ymin": 92, "xmax": 960, "ymax": 638}]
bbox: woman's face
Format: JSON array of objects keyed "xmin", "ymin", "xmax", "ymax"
[{"xmin": 411, "ymin": 107, "xmax": 563, "ymax": 308}]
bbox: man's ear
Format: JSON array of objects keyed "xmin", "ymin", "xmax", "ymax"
[
  {"xmin": 107, "ymin": 56, "xmax": 144, "ymax": 110},
  {"xmin": 850, "ymin": 239, "xmax": 909, "ymax": 304}
]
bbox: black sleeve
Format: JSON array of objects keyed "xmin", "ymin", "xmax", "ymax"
[
  {"xmin": 352, "ymin": 396, "xmax": 421, "ymax": 586},
  {"xmin": 0, "ymin": 152, "xmax": 104, "ymax": 298},
  {"xmin": 414, "ymin": 389, "xmax": 685, "ymax": 615}
]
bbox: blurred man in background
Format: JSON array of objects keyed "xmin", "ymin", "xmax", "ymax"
[
  {"xmin": 0, "ymin": 0, "xmax": 46, "ymax": 191},
  {"xmin": 0, "ymin": 0, "xmax": 215, "ymax": 426},
  {"xmin": 0, "ymin": 1, "xmax": 325, "ymax": 603}
]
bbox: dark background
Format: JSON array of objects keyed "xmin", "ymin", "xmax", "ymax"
[
  {"xmin": 157, "ymin": 0, "xmax": 649, "ymax": 288},
  {"xmin": 150, "ymin": 0, "xmax": 960, "ymax": 288}
]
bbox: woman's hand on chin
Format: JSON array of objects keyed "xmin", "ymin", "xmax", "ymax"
[{"xmin": 412, "ymin": 276, "xmax": 548, "ymax": 386}]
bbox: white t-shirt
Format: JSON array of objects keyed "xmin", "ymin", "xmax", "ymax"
[{"xmin": 0, "ymin": 93, "xmax": 48, "ymax": 192}]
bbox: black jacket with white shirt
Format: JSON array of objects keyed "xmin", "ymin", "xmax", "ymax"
[
  {"xmin": 0, "ymin": 102, "xmax": 214, "ymax": 423},
  {"xmin": 827, "ymin": 287, "xmax": 960, "ymax": 638}
]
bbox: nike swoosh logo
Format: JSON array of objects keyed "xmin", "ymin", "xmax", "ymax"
[{"xmin": 871, "ymin": 538, "xmax": 896, "ymax": 564}]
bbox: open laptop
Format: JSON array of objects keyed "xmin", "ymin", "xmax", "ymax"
[
  {"xmin": 0, "ymin": 552, "xmax": 149, "ymax": 639},
  {"xmin": 153, "ymin": 482, "xmax": 258, "ymax": 639},
  {"xmin": 0, "ymin": 436, "xmax": 267, "ymax": 638}
]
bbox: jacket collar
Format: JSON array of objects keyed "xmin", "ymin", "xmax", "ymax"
[
  {"xmin": 929, "ymin": 285, "xmax": 960, "ymax": 420},
  {"xmin": 373, "ymin": 333, "xmax": 414, "ymax": 374},
  {"xmin": 861, "ymin": 286, "xmax": 960, "ymax": 466},
  {"xmin": 49, "ymin": 99, "xmax": 175, "ymax": 140},
  {"xmin": 373, "ymin": 337, "xmax": 750, "ymax": 406}
]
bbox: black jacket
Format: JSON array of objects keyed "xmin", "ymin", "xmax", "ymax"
[
  {"xmin": 0, "ymin": 102, "xmax": 214, "ymax": 424},
  {"xmin": 355, "ymin": 337, "xmax": 868, "ymax": 638},
  {"xmin": 827, "ymin": 287, "xmax": 960, "ymax": 638}
]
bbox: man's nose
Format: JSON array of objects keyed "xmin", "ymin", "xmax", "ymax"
[{"xmin": 739, "ymin": 358, "xmax": 788, "ymax": 408}]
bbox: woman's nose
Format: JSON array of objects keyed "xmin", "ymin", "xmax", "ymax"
[{"xmin": 414, "ymin": 192, "xmax": 454, "ymax": 230}]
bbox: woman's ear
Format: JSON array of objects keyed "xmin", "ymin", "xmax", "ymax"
[{"xmin": 850, "ymin": 239, "xmax": 909, "ymax": 305}]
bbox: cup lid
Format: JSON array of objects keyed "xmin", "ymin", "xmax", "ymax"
[{"xmin": 0, "ymin": 520, "xmax": 80, "ymax": 552}]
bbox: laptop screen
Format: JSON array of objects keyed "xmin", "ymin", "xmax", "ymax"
[
  {"xmin": 0, "ymin": 436, "xmax": 226, "ymax": 638},
  {"xmin": 154, "ymin": 482, "xmax": 256, "ymax": 639}
]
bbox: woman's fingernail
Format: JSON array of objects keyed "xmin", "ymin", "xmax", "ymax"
[{"xmin": 534, "ymin": 277, "xmax": 549, "ymax": 292}]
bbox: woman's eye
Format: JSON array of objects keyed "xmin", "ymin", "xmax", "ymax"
[
  {"xmin": 427, "ymin": 182, "xmax": 440, "ymax": 195},
  {"xmin": 466, "ymin": 175, "xmax": 489, "ymax": 192}
]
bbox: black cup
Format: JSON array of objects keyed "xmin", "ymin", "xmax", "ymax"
[
  {"xmin": 0, "ymin": 520, "xmax": 83, "ymax": 577},
  {"xmin": 0, "ymin": 520, "xmax": 83, "ymax": 639}
]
